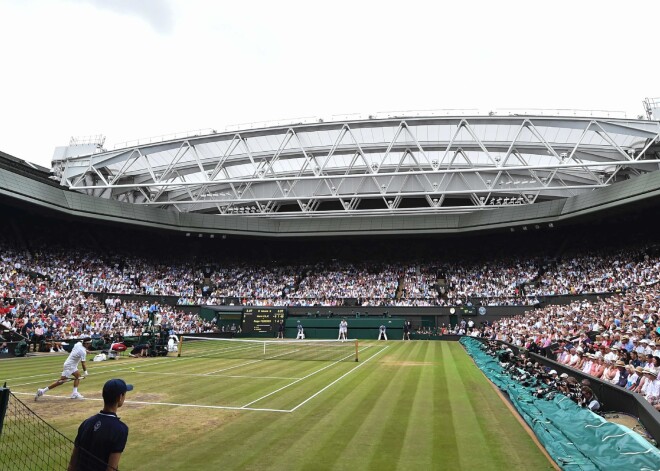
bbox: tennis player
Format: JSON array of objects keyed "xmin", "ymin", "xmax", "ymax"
[
  {"xmin": 378, "ymin": 324, "xmax": 388, "ymax": 340},
  {"xmin": 277, "ymin": 320, "xmax": 285, "ymax": 339},
  {"xmin": 36, "ymin": 337, "xmax": 91, "ymax": 400},
  {"xmin": 338, "ymin": 319, "xmax": 348, "ymax": 340},
  {"xmin": 296, "ymin": 321, "xmax": 305, "ymax": 340}
]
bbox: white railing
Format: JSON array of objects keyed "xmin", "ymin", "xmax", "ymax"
[
  {"xmin": 112, "ymin": 128, "xmax": 216, "ymax": 150},
  {"xmin": 221, "ymin": 108, "xmax": 629, "ymax": 132},
  {"xmin": 107, "ymin": 108, "xmax": 635, "ymax": 151},
  {"xmin": 225, "ymin": 116, "xmax": 318, "ymax": 132},
  {"xmin": 70, "ymin": 135, "xmax": 106, "ymax": 147},
  {"xmin": 496, "ymin": 108, "xmax": 628, "ymax": 119}
]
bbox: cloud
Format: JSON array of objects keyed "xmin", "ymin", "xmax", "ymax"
[{"xmin": 73, "ymin": 0, "xmax": 174, "ymax": 34}]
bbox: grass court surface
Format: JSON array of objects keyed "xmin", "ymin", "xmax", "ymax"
[{"xmin": 2, "ymin": 340, "xmax": 553, "ymax": 470}]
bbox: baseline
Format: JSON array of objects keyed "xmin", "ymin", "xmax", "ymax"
[{"xmin": 131, "ymin": 371, "xmax": 301, "ymax": 380}]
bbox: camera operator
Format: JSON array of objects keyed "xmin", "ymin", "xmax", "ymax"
[
  {"xmin": 545, "ymin": 369, "xmax": 559, "ymax": 387},
  {"xmin": 497, "ymin": 348, "xmax": 514, "ymax": 364},
  {"xmin": 557, "ymin": 374, "xmax": 582, "ymax": 402}
]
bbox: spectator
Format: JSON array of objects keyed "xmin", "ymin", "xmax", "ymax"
[{"xmin": 580, "ymin": 387, "xmax": 601, "ymax": 411}]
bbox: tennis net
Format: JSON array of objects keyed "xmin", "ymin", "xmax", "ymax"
[
  {"xmin": 178, "ymin": 337, "xmax": 359, "ymax": 362},
  {"xmin": 0, "ymin": 386, "xmax": 114, "ymax": 471}
]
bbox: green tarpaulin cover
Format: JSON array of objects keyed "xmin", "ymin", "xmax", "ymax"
[{"xmin": 461, "ymin": 337, "xmax": 660, "ymax": 470}]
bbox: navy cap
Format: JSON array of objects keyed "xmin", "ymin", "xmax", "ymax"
[{"xmin": 102, "ymin": 379, "xmax": 134, "ymax": 403}]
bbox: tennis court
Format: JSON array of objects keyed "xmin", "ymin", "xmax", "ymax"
[{"xmin": 2, "ymin": 340, "xmax": 554, "ymax": 470}]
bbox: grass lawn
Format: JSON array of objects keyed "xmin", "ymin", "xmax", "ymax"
[{"xmin": 1, "ymin": 340, "xmax": 554, "ymax": 470}]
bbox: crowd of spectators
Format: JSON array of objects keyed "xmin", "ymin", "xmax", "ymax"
[
  {"xmin": 0, "ymin": 241, "xmax": 215, "ymax": 350},
  {"xmin": 186, "ymin": 263, "xmax": 298, "ymax": 306},
  {"xmin": 2, "ymin": 239, "xmax": 660, "ymax": 310},
  {"xmin": 462, "ymin": 285, "xmax": 660, "ymax": 409},
  {"xmin": 291, "ymin": 262, "xmax": 400, "ymax": 306},
  {"xmin": 523, "ymin": 249, "xmax": 659, "ymax": 297}
]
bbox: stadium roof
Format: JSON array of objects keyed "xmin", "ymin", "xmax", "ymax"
[{"xmin": 52, "ymin": 113, "xmax": 660, "ymax": 219}]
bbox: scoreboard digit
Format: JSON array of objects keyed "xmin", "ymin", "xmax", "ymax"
[{"xmin": 242, "ymin": 308, "xmax": 287, "ymax": 334}]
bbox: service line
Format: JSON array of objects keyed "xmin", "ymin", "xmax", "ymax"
[{"xmin": 14, "ymin": 392, "xmax": 290, "ymax": 413}]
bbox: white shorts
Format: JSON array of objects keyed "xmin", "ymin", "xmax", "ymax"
[{"xmin": 61, "ymin": 365, "xmax": 78, "ymax": 378}]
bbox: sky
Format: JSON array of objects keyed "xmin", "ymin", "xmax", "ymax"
[{"xmin": 0, "ymin": 0, "xmax": 658, "ymax": 168}]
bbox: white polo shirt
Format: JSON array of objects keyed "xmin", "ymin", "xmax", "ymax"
[{"xmin": 63, "ymin": 342, "xmax": 87, "ymax": 369}]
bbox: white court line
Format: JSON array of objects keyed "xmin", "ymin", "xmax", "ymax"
[
  {"xmin": 132, "ymin": 371, "xmax": 301, "ymax": 380},
  {"xmin": 201, "ymin": 345, "xmax": 324, "ymax": 375},
  {"xmin": 3, "ymin": 355, "xmax": 173, "ymax": 384},
  {"xmin": 4, "ymin": 351, "xmax": 225, "ymax": 388},
  {"xmin": 12, "ymin": 345, "xmax": 386, "ymax": 413},
  {"xmin": 0, "ymin": 351, "xmax": 66, "ymax": 361},
  {"xmin": 4, "ymin": 339, "xmax": 355, "ymax": 384},
  {"xmin": 6, "ymin": 346, "xmax": 360, "ymax": 388},
  {"xmin": 14, "ymin": 392, "xmax": 289, "ymax": 413},
  {"xmin": 240, "ymin": 347, "xmax": 369, "ymax": 409},
  {"xmin": 288, "ymin": 345, "xmax": 389, "ymax": 412},
  {"xmin": 203, "ymin": 359, "xmax": 266, "ymax": 375},
  {"xmin": 6, "ymin": 357, "xmax": 178, "ymax": 388},
  {"xmin": 4, "ymin": 346, "xmax": 276, "ymax": 386}
]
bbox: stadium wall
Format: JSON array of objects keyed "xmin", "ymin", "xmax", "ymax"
[{"xmin": 284, "ymin": 317, "xmax": 404, "ymax": 340}]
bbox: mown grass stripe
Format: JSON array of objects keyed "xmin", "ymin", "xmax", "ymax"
[
  {"xmin": 396, "ymin": 341, "xmax": 436, "ymax": 469},
  {"xmin": 432, "ymin": 342, "xmax": 460, "ymax": 465},
  {"xmin": 442, "ymin": 341, "xmax": 494, "ymax": 468},
  {"xmin": 365, "ymin": 341, "xmax": 425, "ymax": 470},
  {"xmin": 295, "ymin": 358, "xmax": 403, "ymax": 470}
]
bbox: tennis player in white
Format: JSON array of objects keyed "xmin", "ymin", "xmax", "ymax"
[
  {"xmin": 296, "ymin": 322, "xmax": 305, "ymax": 340},
  {"xmin": 35, "ymin": 338, "xmax": 91, "ymax": 400},
  {"xmin": 338, "ymin": 319, "xmax": 348, "ymax": 340}
]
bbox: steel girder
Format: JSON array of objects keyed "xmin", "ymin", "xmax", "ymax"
[{"xmin": 52, "ymin": 116, "xmax": 660, "ymax": 217}]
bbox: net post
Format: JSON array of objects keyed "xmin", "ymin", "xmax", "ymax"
[
  {"xmin": 355, "ymin": 339, "xmax": 359, "ymax": 362},
  {"xmin": 0, "ymin": 382, "xmax": 9, "ymax": 437},
  {"xmin": 177, "ymin": 336, "xmax": 184, "ymax": 357}
]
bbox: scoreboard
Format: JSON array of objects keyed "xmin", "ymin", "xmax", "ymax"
[{"xmin": 242, "ymin": 308, "xmax": 286, "ymax": 334}]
